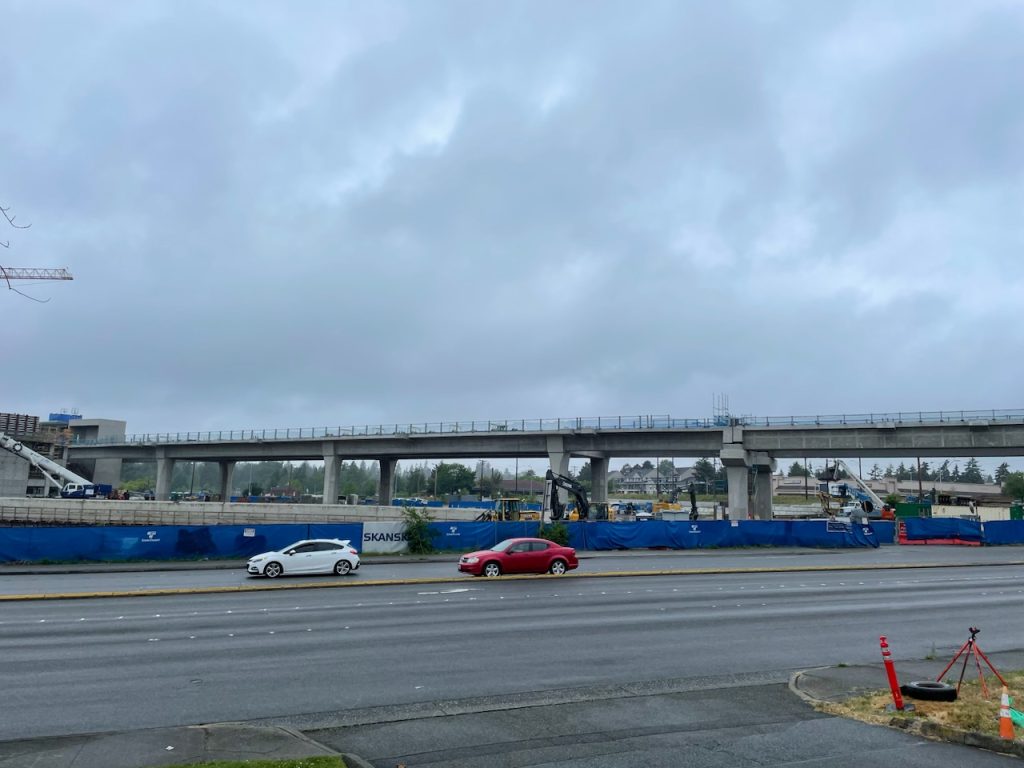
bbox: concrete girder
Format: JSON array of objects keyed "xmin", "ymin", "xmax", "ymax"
[{"xmin": 67, "ymin": 420, "xmax": 1024, "ymax": 471}]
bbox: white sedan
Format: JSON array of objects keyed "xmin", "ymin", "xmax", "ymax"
[{"xmin": 247, "ymin": 539, "xmax": 360, "ymax": 578}]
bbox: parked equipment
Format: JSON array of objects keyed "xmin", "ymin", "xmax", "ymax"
[
  {"xmin": 492, "ymin": 498, "xmax": 539, "ymax": 521},
  {"xmin": 817, "ymin": 459, "xmax": 889, "ymax": 519},
  {"xmin": 0, "ymin": 431, "xmax": 109, "ymax": 498}
]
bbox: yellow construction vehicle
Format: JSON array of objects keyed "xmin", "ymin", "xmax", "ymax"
[{"xmin": 491, "ymin": 498, "xmax": 539, "ymax": 521}]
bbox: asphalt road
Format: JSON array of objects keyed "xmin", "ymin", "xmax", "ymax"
[
  {"xmin": 3, "ymin": 564, "xmax": 1024, "ymax": 745},
  {"xmin": 4, "ymin": 545, "xmax": 1024, "ymax": 595}
]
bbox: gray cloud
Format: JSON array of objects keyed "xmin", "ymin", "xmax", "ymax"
[{"xmin": 3, "ymin": 0, "xmax": 1023, "ymax": 436}]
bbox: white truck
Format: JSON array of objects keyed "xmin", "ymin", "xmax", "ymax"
[{"xmin": 0, "ymin": 431, "xmax": 110, "ymax": 498}]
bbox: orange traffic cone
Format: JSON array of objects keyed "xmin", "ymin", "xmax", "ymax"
[{"xmin": 1000, "ymin": 686, "xmax": 1015, "ymax": 741}]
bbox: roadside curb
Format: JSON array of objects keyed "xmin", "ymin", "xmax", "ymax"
[
  {"xmin": 791, "ymin": 666, "xmax": 1024, "ymax": 758},
  {"xmin": 3, "ymin": 560, "xmax": 1024, "ymax": 602},
  {"xmin": 339, "ymin": 752, "xmax": 375, "ymax": 768}
]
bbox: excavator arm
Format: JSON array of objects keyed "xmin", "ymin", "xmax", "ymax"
[{"xmin": 543, "ymin": 470, "xmax": 591, "ymax": 522}]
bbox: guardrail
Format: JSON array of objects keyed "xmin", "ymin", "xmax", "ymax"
[{"xmin": 70, "ymin": 409, "xmax": 1024, "ymax": 446}]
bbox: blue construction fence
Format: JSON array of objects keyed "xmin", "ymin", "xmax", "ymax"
[
  {"xmin": 2, "ymin": 519, "xmax": 1024, "ymax": 563},
  {"xmin": 566, "ymin": 519, "xmax": 881, "ymax": 550},
  {"xmin": 0, "ymin": 524, "xmax": 362, "ymax": 563}
]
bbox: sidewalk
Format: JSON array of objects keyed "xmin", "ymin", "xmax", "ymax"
[
  {"xmin": 0, "ymin": 723, "xmax": 371, "ymax": 768},
  {"xmin": 7, "ymin": 650, "xmax": 1022, "ymax": 768}
]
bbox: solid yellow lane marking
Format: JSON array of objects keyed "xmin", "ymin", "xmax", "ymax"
[{"xmin": 2, "ymin": 560, "xmax": 1021, "ymax": 601}]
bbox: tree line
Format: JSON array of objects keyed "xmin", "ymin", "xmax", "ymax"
[
  {"xmin": 118, "ymin": 460, "xmax": 531, "ymax": 500},
  {"xmin": 784, "ymin": 458, "xmax": 1010, "ymax": 485}
]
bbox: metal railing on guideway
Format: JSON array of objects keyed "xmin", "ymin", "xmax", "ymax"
[{"xmin": 70, "ymin": 408, "xmax": 1024, "ymax": 446}]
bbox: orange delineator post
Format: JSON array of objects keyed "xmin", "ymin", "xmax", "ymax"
[
  {"xmin": 1000, "ymin": 686, "xmax": 1015, "ymax": 741},
  {"xmin": 880, "ymin": 636, "xmax": 905, "ymax": 711}
]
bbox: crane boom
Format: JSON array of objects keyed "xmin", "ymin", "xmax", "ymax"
[
  {"xmin": 0, "ymin": 431, "xmax": 92, "ymax": 492},
  {"xmin": 0, "ymin": 267, "xmax": 73, "ymax": 280},
  {"xmin": 821, "ymin": 459, "xmax": 886, "ymax": 516}
]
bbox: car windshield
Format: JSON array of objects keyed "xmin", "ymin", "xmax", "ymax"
[
  {"xmin": 489, "ymin": 539, "xmax": 518, "ymax": 552},
  {"xmin": 278, "ymin": 541, "xmax": 307, "ymax": 552}
]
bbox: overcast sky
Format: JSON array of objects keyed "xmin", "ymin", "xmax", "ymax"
[{"xmin": 4, "ymin": 0, "xmax": 1024, "ymax": 440}]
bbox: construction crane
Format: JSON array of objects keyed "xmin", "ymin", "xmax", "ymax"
[
  {"xmin": 2, "ymin": 203, "xmax": 74, "ymax": 293},
  {"xmin": 0, "ymin": 267, "xmax": 73, "ymax": 281}
]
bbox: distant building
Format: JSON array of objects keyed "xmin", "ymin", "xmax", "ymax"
[
  {"xmin": 771, "ymin": 474, "xmax": 1003, "ymax": 503},
  {"xmin": 615, "ymin": 464, "xmax": 695, "ymax": 494}
]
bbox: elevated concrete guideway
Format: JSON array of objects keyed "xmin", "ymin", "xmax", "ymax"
[{"xmin": 64, "ymin": 410, "xmax": 1024, "ymax": 519}]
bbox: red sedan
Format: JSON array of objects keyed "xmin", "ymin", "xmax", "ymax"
[{"xmin": 458, "ymin": 537, "xmax": 579, "ymax": 577}]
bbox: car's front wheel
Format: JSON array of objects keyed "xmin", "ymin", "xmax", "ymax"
[
  {"xmin": 483, "ymin": 562, "xmax": 502, "ymax": 577},
  {"xmin": 264, "ymin": 561, "xmax": 283, "ymax": 579},
  {"xmin": 549, "ymin": 559, "xmax": 567, "ymax": 575},
  {"xmin": 334, "ymin": 559, "xmax": 352, "ymax": 576}
]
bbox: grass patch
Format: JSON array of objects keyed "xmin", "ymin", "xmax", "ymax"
[
  {"xmin": 162, "ymin": 757, "xmax": 345, "ymax": 768},
  {"xmin": 820, "ymin": 670, "xmax": 1024, "ymax": 738}
]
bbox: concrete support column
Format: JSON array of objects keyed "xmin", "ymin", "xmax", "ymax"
[
  {"xmin": 322, "ymin": 449, "xmax": 338, "ymax": 505},
  {"xmin": 547, "ymin": 436, "xmax": 570, "ymax": 504},
  {"xmin": 720, "ymin": 439, "xmax": 749, "ymax": 521},
  {"xmin": 590, "ymin": 456, "xmax": 609, "ymax": 503},
  {"xmin": 155, "ymin": 454, "xmax": 175, "ymax": 501},
  {"xmin": 751, "ymin": 468, "xmax": 773, "ymax": 520},
  {"xmin": 378, "ymin": 458, "xmax": 397, "ymax": 505},
  {"xmin": 750, "ymin": 452, "xmax": 776, "ymax": 520},
  {"xmin": 725, "ymin": 465, "xmax": 749, "ymax": 519},
  {"xmin": 218, "ymin": 461, "xmax": 235, "ymax": 503}
]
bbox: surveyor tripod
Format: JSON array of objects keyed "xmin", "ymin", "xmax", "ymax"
[{"xmin": 936, "ymin": 627, "xmax": 1008, "ymax": 695}]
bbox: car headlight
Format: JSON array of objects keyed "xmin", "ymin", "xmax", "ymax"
[
  {"xmin": 464, "ymin": 556, "xmax": 479, "ymax": 564},
  {"xmin": 250, "ymin": 556, "xmax": 265, "ymax": 562}
]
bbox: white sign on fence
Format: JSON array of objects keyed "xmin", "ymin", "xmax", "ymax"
[{"xmin": 362, "ymin": 521, "xmax": 410, "ymax": 554}]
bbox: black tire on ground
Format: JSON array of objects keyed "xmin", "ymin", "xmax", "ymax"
[
  {"xmin": 900, "ymin": 681, "xmax": 958, "ymax": 702},
  {"xmin": 483, "ymin": 562, "xmax": 502, "ymax": 577},
  {"xmin": 264, "ymin": 561, "xmax": 283, "ymax": 579},
  {"xmin": 334, "ymin": 559, "xmax": 352, "ymax": 576},
  {"xmin": 549, "ymin": 559, "xmax": 567, "ymax": 575}
]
